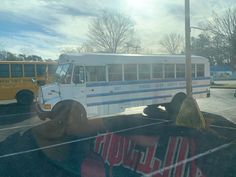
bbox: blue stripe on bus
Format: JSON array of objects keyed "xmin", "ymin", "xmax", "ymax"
[
  {"xmin": 87, "ymin": 95, "xmax": 172, "ymax": 107},
  {"xmin": 87, "ymin": 84, "xmax": 210, "ymax": 98},
  {"xmin": 86, "ymin": 77, "xmax": 210, "ymax": 87},
  {"xmin": 86, "ymin": 90, "xmax": 208, "ymax": 107}
]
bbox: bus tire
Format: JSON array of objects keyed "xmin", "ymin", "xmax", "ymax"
[
  {"xmin": 16, "ymin": 91, "xmax": 34, "ymax": 105},
  {"xmin": 165, "ymin": 92, "xmax": 187, "ymax": 116},
  {"xmin": 51, "ymin": 101, "xmax": 87, "ymax": 125}
]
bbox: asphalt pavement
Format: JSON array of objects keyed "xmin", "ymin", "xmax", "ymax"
[{"xmin": 197, "ymin": 88, "xmax": 236, "ymax": 123}]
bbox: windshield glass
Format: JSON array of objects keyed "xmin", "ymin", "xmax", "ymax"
[{"xmin": 54, "ymin": 64, "xmax": 72, "ymax": 84}]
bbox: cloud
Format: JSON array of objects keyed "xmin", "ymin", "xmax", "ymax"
[
  {"xmin": 0, "ymin": 32, "xmax": 63, "ymax": 59},
  {"xmin": 0, "ymin": 0, "xmax": 235, "ymax": 57}
]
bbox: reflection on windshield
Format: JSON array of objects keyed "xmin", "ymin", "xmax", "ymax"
[
  {"xmin": 54, "ymin": 64, "xmax": 72, "ymax": 84},
  {"xmin": 1, "ymin": 0, "xmax": 236, "ymax": 177}
]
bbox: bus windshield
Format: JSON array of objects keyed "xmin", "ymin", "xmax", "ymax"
[{"xmin": 55, "ymin": 64, "xmax": 72, "ymax": 84}]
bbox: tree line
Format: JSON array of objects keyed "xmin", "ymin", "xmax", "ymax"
[
  {"xmin": 0, "ymin": 51, "xmax": 53, "ymax": 61},
  {"xmin": 160, "ymin": 8, "xmax": 236, "ymax": 68},
  {"xmin": 191, "ymin": 8, "xmax": 236, "ymax": 67}
]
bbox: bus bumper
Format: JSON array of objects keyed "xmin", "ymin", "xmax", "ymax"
[{"xmin": 36, "ymin": 103, "xmax": 51, "ymax": 120}]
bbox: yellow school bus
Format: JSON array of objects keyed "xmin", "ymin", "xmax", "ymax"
[{"xmin": 0, "ymin": 61, "xmax": 57, "ymax": 104}]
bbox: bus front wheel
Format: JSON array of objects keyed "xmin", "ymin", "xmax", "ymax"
[{"xmin": 16, "ymin": 91, "xmax": 34, "ymax": 105}]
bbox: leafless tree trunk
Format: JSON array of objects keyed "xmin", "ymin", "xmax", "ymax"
[
  {"xmin": 87, "ymin": 10, "xmax": 136, "ymax": 53},
  {"xmin": 159, "ymin": 33, "xmax": 184, "ymax": 54}
]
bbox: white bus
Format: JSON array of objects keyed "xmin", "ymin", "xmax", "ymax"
[{"xmin": 36, "ymin": 53, "xmax": 210, "ymax": 121}]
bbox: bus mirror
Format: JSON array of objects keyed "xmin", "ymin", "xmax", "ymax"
[
  {"xmin": 32, "ymin": 78, "xmax": 45, "ymax": 86},
  {"xmin": 37, "ymin": 80, "xmax": 46, "ymax": 86},
  {"xmin": 32, "ymin": 78, "xmax": 37, "ymax": 83}
]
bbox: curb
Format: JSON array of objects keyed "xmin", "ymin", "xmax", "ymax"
[{"xmin": 210, "ymin": 86, "xmax": 236, "ymax": 89}]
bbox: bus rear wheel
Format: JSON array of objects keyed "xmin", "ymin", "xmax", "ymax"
[{"xmin": 16, "ymin": 91, "xmax": 34, "ymax": 105}]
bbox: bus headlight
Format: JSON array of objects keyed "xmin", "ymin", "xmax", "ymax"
[{"xmin": 43, "ymin": 104, "xmax": 51, "ymax": 110}]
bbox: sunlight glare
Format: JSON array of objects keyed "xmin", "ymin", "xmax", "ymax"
[{"xmin": 126, "ymin": 0, "xmax": 151, "ymax": 11}]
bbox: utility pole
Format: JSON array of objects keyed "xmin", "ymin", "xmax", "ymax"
[
  {"xmin": 175, "ymin": 0, "xmax": 206, "ymax": 129},
  {"xmin": 185, "ymin": 0, "xmax": 192, "ymax": 97}
]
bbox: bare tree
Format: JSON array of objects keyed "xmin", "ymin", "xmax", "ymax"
[
  {"xmin": 60, "ymin": 43, "xmax": 95, "ymax": 54},
  {"xmin": 123, "ymin": 36, "xmax": 141, "ymax": 54},
  {"xmin": 80, "ymin": 43, "xmax": 95, "ymax": 53},
  {"xmin": 207, "ymin": 8, "xmax": 236, "ymax": 39},
  {"xmin": 87, "ymin": 10, "xmax": 135, "ymax": 53},
  {"xmin": 159, "ymin": 33, "xmax": 184, "ymax": 54},
  {"xmin": 206, "ymin": 8, "xmax": 236, "ymax": 65}
]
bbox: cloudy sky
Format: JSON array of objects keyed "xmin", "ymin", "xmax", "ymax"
[{"xmin": 0, "ymin": 0, "xmax": 235, "ymax": 59}]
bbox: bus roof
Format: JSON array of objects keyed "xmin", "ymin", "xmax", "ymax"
[
  {"xmin": 0, "ymin": 60, "xmax": 57, "ymax": 64},
  {"xmin": 59, "ymin": 53, "xmax": 208, "ymax": 65}
]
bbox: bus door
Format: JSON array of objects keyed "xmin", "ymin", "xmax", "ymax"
[{"xmin": 72, "ymin": 65, "xmax": 86, "ymax": 104}]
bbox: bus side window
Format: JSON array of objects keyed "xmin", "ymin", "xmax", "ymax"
[
  {"xmin": 197, "ymin": 64, "xmax": 205, "ymax": 77},
  {"xmin": 108, "ymin": 64, "xmax": 122, "ymax": 81},
  {"xmin": 124, "ymin": 64, "xmax": 137, "ymax": 81},
  {"xmin": 86, "ymin": 66, "xmax": 106, "ymax": 82},
  {"xmin": 152, "ymin": 64, "xmax": 163, "ymax": 79},
  {"xmin": 48, "ymin": 64, "xmax": 57, "ymax": 75},
  {"xmin": 164, "ymin": 64, "xmax": 175, "ymax": 79},
  {"xmin": 176, "ymin": 64, "xmax": 185, "ymax": 78},
  {"xmin": 0, "ymin": 64, "xmax": 10, "ymax": 78},
  {"xmin": 73, "ymin": 66, "xmax": 84, "ymax": 84},
  {"xmin": 37, "ymin": 64, "xmax": 46, "ymax": 77},
  {"xmin": 138, "ymin": 64, "xmax": 151, "ymax": 80},
  {"xmin": 11, "ymin": 64, "xmax": 23, "ymax": 77},
  {"xmin": 24, "ymin": 64, "xmax": 35, "ymax": 77}
]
